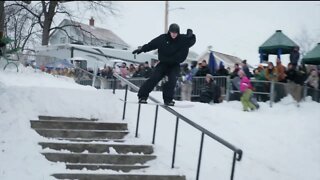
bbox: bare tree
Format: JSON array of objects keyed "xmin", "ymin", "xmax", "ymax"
[
  {"xmin": 0, "ymin": 1, "xmax": 4, "ymax": 39},
  {"xmin": 294, "ymin": 28, "xmax": 320, "ymax": 57},
  {"xmin": 6, "ymin": 1, "xmax": 119, "ymax": 46},
  {"xmin": 4, "ymin": 4, "xmax": 39, "ymax": 51}
]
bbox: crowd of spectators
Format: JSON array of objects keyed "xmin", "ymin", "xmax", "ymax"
[{"xmin": 36, "ymin": 55, "xmax": 319, "ymax": 103}]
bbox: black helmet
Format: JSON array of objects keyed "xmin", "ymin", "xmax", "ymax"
[{"xmin": 168, "ymin": 23, "xmax": 180, "ymax": 34}]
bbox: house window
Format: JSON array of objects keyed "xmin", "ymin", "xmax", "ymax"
[{"xmin": 60, "ymin": 37, "xmax": 66, "ymax": 44}]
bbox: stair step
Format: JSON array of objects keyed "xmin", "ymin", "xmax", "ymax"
[
  {"xmin": 66, "ymin": 163, "xmax": 149, "ymax": 172},
  {"xmin": 42, "ymin": 152, "xmax": 156, "ymax": 164},
  {"xmin": 52, "ymin": 173, "xmax": 186, "ymax": 180},
  {"xmin": 39, "ymin": 142, "xmax": 154, "ymax": 154},
  {"xmin": 54, "ymin": 138, "xmax": 126, "ymax": 142},
  {"xmin": 39, "ymin": 115, "xmax": 98, "ymax": 121},
  {"xmin": 31, "ymin": 120, "xmax": 128, "ymax": 130},
  {"xmin": 34, "ymin": 129, "xmax": 129, "ymax": 139}
]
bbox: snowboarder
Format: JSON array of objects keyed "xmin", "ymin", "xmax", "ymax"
[{"xmin": 132, "ymin": 23, "xmax": 196, "ymax": 106}]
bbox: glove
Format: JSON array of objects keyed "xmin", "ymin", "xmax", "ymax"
[
  {"xmin": 132, "ymin": 48, "xmax": 143, "ymax": 55},
  {"xmin": 187, "ymin": 29, "xmax": 193, "ymax": 38}
]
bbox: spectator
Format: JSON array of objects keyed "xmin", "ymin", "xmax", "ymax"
[
  {"xmin": 216, "ymin": 61, "xmax": 229, "ymax": 76},
  {"xmin": 100, "ymin": 65, "xmax": 113, "ymax": 89},
  {"xmin": 305, "ymin": 69, "xmax": 319, "ymax": 101},
  {"xmin": 230, "ymin": 63, "xmax": 240, "ymax": 79},
  {"xmin": 265, "ymin": 62, "xmax": 278, "ymax": 82},
  {"xmin": 180, "ymin": 63, "xmax": 193, "ymax": 101},
  {"xmin": 226, "ymin": 67, "xmax": 231, "ymax": 74},
  {"xmin": 297, "ymin": 64, "xmax": 308, "ymax": 85},
  {"xmin": 290, "ymin": 46, "xmax": 300, "ymax": 70},
  {"xmin": 132, "ymin": 64, "xmax": 145, "ymax": 78},
  {"xmin": 216, "ymin": 61, "xmax": 229, "ymax": 94},
  {"xmin": 101, "ymin": 65, "xmax": 113, "ymax": 79},
  {"xmin": 253, "ymin": 65, "xmax": 268, "ymax": 102},
  {"xmin": 241, "ymin": 60, "xmax": 253, "ymax": 78},
  {"xmin": 285, "ymin": 63, "xmax": 303, "ymax": 103},
  {"xmin": 195, "ymin": 60, "xmax": 211, "ymax": 77},
  {"xmin": 230, "ymin": 63, "xmax": 241, "ymax": 101},
  {"xmin": 128, "ymin": 64, "xmax": 137, "ymax": 78},
  {"xmin": 275, "ymin": 58, "xmax": 287, "ymax": 83},
  {"xmin": 199, "ymin": 74, "xmax": 221, "ymax": 104},
  {"xmin": 275, "ymin": 57, "xmax": 287, "ymax": 101},
  {"xmin": 190, "ymin": 61, "xmax": 198, "ymax": 77},
  {"xmin": 120, "ymin": 62, "xmax": 129, "ymax": 78}
]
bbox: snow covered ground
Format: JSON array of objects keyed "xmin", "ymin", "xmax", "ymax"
[{"xmin": 0, "ymin": 65, "xmax": 319, "ymax": 180}]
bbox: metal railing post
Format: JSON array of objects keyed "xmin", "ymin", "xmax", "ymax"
[
  {"xmin": 196, "ymin": 132, "xmax": 205, "ymax": 180},
  {"xmin": 171, "ymin": 117, "xmax": 179, "ymax": 168},
  {"xmin": 303, "ymin": 84, "xmax": 307, "ymax": 101},
  {"xmin": 122, "ymin": 85, "xmax": 128, "ymax": 120},
  {"xmin": 230, "ymin": 152, "xmax": 237, "ymax": 180},
  {"xmin": 226, "ymin": 76, "xmax": 231, "ymax": 101},
  {"xmin": 112, "ymin": 76, "xmax": 116, "ymax": 94},
  {"xmin": 269, "ymin": 81, "xmax": 275, "ymax": 107},
  {"xmin": 135, "ymin": 104, "xmax": 141, "ymax": 138},
  {"xmin": 152, "ymin": 105, "xmax": 159, "ymax": 144}
]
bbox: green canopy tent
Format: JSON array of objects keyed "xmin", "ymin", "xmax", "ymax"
[
  {"xmin": 258, "ymin": 30, "xmax": 299, "ymax": 63},
  {"xmin": 302, "ymin": 43, "xmax": 320, "ymax": 65}
]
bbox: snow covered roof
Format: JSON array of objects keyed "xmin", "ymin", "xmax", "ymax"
[
  {"xmin": 51, "ymin": 19, "xmax": 130, "ymax": 48},
  {"xmin": 197, "ymin": 50, "xmax": 245, "ymax": 68}
]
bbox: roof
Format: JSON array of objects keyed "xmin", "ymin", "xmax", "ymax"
[
  {"xmin": 302, "ymin": 43, "xmax": 320, "ymax": 65},
  {"xmin": 52, "ymin": 19, "xmax": 130, "ymax": 48},
  {"xmin": 259, "ymin": 30, "xmax": 299, "ymax": 55}
]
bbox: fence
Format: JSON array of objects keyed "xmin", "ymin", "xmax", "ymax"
[{"xmin": 76, "ymin": 73, "xmax": 319, "ymax": 105}]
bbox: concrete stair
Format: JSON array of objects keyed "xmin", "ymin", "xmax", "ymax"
[
  {"xmin": 31, "ymin": 115, "xmax": 186, "ymax": 180},
  {"xmin": 38, "ymin": 142, "xmax": 154, "ymax": 154},
  {"xmin": 65, "ymin": 163, "xmax": 150, "ymax": 172},
  {"xmin": 42, "ymin": 152, "xmax": 156, "ymax": 164},
  {"xmin": 52, "ymin": 173, "xmax": 186, "ymax": 180}
]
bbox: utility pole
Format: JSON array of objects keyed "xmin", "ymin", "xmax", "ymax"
[
  {"xmin": 164, "ymin": 1, "xmax": 169, "ymax": 33},
  {"xmin": 164, "ymin": 1, "xmax": 185, "ymax": 33}
]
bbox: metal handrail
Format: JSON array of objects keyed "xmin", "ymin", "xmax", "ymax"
[{"xmin": 113, "ymin": 72, "xmax": 243, "ymax": 180}]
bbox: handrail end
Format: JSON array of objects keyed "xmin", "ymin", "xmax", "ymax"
[{"xmin": 236, "ymin": 149, "xmax": 243, "ymax": 161}]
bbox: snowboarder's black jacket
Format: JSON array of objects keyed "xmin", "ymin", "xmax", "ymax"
[{"xmin": 140, "ymin": 32, "xmax": 196, "ymax": 66}]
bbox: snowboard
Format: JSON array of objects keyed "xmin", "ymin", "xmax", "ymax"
[{"xmin": 119, "ymin": 98, "xmax": 194, "ymax": 108}]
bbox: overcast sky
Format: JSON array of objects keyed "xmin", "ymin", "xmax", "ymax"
[{"xmin": 65, "ymin": 1, "xmax": 320, "ymax": 66}]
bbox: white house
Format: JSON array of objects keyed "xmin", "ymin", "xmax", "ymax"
[{"xmin": 49, "ymin": 18, "xmax": 130, "ymax": 50}]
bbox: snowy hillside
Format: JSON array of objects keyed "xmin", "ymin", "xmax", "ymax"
[{"xmin": 0, "ymin": 66, "xmax": 319, "ymax": 180}]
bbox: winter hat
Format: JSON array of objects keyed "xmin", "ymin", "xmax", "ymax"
[{"xmin": 169, "ymin": 23, "xmax": 180, "ymax": 34}]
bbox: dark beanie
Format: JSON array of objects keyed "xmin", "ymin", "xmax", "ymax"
[
  {"xmin": 169, "ymin": 23, "xmax": 180, "ymax": 34},
  {"xmin": 242, "ymin": 60, "xmax": 247, "ymax": 64}
]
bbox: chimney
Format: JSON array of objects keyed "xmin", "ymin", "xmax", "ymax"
[{"xmin": 89, "ymin": 17, "xmax": 94, "ymax": 26}]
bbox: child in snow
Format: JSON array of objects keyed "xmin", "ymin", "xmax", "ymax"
[{"xmin": 239, "ymin": 70, "xmax": 256, "ymax": 111}]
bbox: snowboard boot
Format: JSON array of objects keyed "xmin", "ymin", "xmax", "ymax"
[
  {"xmin": 138, "ymin": 97, "xmax": 148, "ymax": 104},
  {"xmin": 164, "ymin": 100, "xmax": 175, "ymax": 106}
]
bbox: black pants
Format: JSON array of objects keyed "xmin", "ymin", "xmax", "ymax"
[{"xmin": 138, "ymin": 63, "xmax": 180, "ymax": 102}]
